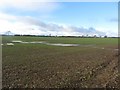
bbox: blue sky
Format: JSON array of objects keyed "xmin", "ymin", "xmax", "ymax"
[
  {"xmin": 48, "ymin": 2, "xmax": 117, "ymax": 27},
  {"xmin": 0, "ymin": 1, "xmax": 118, "ymax": 36}
]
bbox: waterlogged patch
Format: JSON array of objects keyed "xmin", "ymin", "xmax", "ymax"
[
  {"xmin": 20, "ymin": 41, "xmax": 46, "ymax": 44},
  {"xmin": 12, "ymin": 40, "xmax": 22, "ymax": 43},
  {"xmin": 20, "ymin": 42, "xmax": 30, "ymax": 44},
  {"xmin": 102, "ymin": 47, "xmax": 104, "ymax": 49},
  {"xmin": 6, "ymin": 43, "xmax": 14, "ymax": 46},
  {"xmin": 11, "ymin": 40, "xmax": 97, "ymax": 47},
  {"xmin": 114, "ymin": 49, "xmax": 119, "ymax": 51},
  {"xmin": 46, "ymin": 43, "xmax": 80, "ymax": 47},
  {"xmin": 12, "ymin": 40, "xmax": 46, "ymax": 44},
  {"xmin": 19, "ymin": 41, "xmax": 80, "ymax": 47},
  {"xmin": 28, "ymin": 41, "xmax": 46, "ymax": 44}
]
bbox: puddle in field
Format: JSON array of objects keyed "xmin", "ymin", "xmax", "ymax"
[
  {"xmin": 12, "ymin": 40, "xmax": 45, "ymax": 44},
  {"xmin": 12, "ymin": 40, "xmax": 46, "ymax": 44},
  {"xmin": 11, "ymin": 40, "xmax": 93, "ymax": 47},
  {"xmin": 46, "ymin": 43, "xmax": 80, "ymax": 46},
  {"xmin": 6, "ymin": 43, "xmax": 14, "ymax": 46},
  {"xmin": 12, "ymin": 40, "xmax": 80, "ymax": 46},
  {"xmin": 12, "ymin": 40, "xmax": 22, "ymax": 43},
  {"xmin": 21, "ymin": 41, "xmax": 46, "ymax": 44},
  {"xmin": 1, "ymin": 43, "xmax": 14, "ymax": 46},
  {"xmin": 114, "ymin": 49, "xmax": 119, "ymax": 51}
]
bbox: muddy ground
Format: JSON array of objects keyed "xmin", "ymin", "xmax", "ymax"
[{"xmin": 2, "ymin": 45, "xmax": 119, "ymax": 89}]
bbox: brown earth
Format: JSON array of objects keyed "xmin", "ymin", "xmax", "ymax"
[{"xmin": 2, "ymin": 46, "xmax": 119, "ymax": 89}]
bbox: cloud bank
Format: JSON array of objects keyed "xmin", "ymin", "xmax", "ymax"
[{"xmin": 0, "ymin": 12, "xmax": 107, "ymax": 36}]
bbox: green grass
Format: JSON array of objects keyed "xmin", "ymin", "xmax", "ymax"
[
  {"xmin": 2, "ymin": 36, "xmax": 118, "ymax": 45},
  {"xmin": 2, "ymin": 36, "xmax": 118, "ymax": 67}
]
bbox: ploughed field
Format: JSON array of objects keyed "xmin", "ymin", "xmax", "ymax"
[{"xmin": 2, "ymin": 36, "xmax": 119, "ymax": 88}]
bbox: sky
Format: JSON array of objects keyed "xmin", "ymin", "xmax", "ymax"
[{"xmin": 0, "ymin": 0, "xmax": 118, "ymax": 37}]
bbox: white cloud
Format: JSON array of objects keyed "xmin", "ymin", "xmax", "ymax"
[
  {"xmin": 0, "ymin": 12, "xmax": 107, "ymax": 36},
  {"xmin": 0, "ymin": 0, "xmax": 60, "ymax": 13},
  {"xmin": 0, "ymin": 12, "xmax": 17, "ymax": 21}
]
